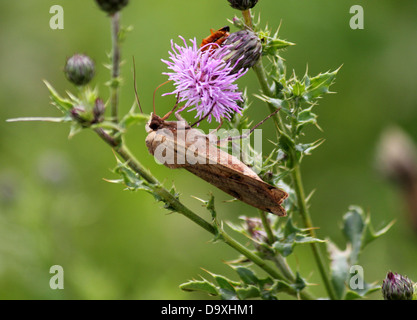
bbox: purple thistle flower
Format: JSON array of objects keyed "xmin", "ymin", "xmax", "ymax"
[{"xmin": 161, "ymin": 37, "xmax": 247, "ymax": 123}]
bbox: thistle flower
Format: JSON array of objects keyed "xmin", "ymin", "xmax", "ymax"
[
  {"xmin": 382, "ymin": 271, "xmax": 414, "ymax": 300},
  {"xmin": 227, "ymin": 0, "xmax": 259, "ymax": 11},
  {"xmin": 162, "ymin": 37, "xmax": 247, "ymax": 123},
  {"xmin": 95, "ymin": 0, "xmax": 129, "ymax": 14},
  {"xmin": 64, "ymin": 54, "xmax": 95, "ymax": 86},
  {"xmin": 224, "ymin": 29, "xmax": 262, "ymax": 74}
]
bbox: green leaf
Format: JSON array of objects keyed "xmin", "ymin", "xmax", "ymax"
[
  {"xmin": 273, "ymin": 218, "xmax": 325, "ymax": 257},
  {"xmin": 120, "ymin": 111, "xmax": 149, "ymax": 129},
  {"xmin": 180, "ymin": 279, "xmax": 219, "ymax": 296},
  {"xmin": 361, "ymin": 214, "xmax": 395, "ymax": 250},
  {"xmin": 292, "ymin": 79, "xmax": 306, "ymax": 97},
  {"xmin": 342, "ymin": 206, "xmax": 394, "ymax": 265},
  {"xmin": 295, "ymin": 139, "xmax": 325, "ymax": 161},
  {"xmin": 327, "ymin": 240, "xmax": 351, "ymax": 300},
  {"xmin": 6, "ymin": 116, "xmax": 72, "ymax": 123},
  {"xmin": 342, "ymin": 206, "xmax": 365, "ymax": 264},
  {"xmin": 296, "ymin": 106, "xmax": 318, "ymax": 135},
  {"xmin": 112, "ymin": 158, "xmax": 152, "ymax": 193},
  {"xmin": 44, "ymin": 80, "xmax": 73, "ymax": 112},
  {"xmin": 344, "ymin": 282, "xmax": 380, "ymax": 300},
  {"xmin": 68, "ymin": 122, "xmax": 83, "ymax": 139},
  {"xmin": 278, "ymin": 132, "xmax": 296, "ymax": 167},
  {"xmin": 302, "ymin": 68, "xmax": 340, "ymax": 102},
  {"xmin": 232, "ymin": 266, "xmax": 259, "ymax": 286},
  {"xmin": 236, "ymin": 285, "xmax": 261, "ymax": 300}
]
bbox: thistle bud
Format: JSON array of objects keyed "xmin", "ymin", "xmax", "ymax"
[
  {"xmin": 227, "ymin": 0, "xmax": 258, "ymax": 11},
  {"xmin": 95, "ymin": 0, "xmax": 129, "ymax": 14},
  {"xmin": 224, "ymin": 29, "xmax": 262, "ymax": 74},
  {"xmin": 92, "ymin": 98, "xmax": 106, "ymax": 124},
  {"xmin": 382, "ymin": 272, "xmax": 414, "ymax": 300},
  {"xmin": 244, "ymin": 217, "xmax": 274, "ymax": 258},
  {"xmin": 64, "ymin": 54, "xmax": 95, "ymax": 86}
]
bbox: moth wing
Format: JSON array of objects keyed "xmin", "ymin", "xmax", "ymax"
[
  {"xmin": 185, "ymin": 164, "xmax": 287, "ymax": 216},
  {"xmin": 177, "ymin": 131, "xmax": 288, "ymax": 216},
  {"xmin": 147, "ymin": 128, "xmax": 288, "ymax": 216}
]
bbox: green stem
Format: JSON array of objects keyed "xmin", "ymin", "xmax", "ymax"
[
  {"xmin": 259, "ymin": 210, "xmax": 295, "ymax": 282},
  {"xmin": 291, "ymin": 163, "xmax": 337, "ymax": 300},
  {"xmin": 94, "ymin": 128, "xmax": 315, "ymax": 298},
  {"xmin": 243, "ymin": 8, "xmax": 334, "ymax": 300},
  {"xmin": 220, "ymin": 230, "xmax": 314, "ymax": 300},
  {"xmin": 259, "ymin": 210, "xmax": 275, "ymax": 243},
  {"xmin": 110, "ymin": 12, "xmax": 121, "ymax": 124},
  {"xmin": 252, "ymin": 62, "xmax": 283, "ymax": 135},
  {"xmin": 242, "ymin": 9, "xmax": 253, "ymax": 29}
]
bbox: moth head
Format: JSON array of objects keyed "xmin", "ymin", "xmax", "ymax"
[{"xmin": 146, "ymin": 113, "xmax": 164, "ymax": 133}]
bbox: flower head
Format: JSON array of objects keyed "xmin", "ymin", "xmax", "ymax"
[
  {"xmin": 162, "ymin": 37, "xmax": 247, "ymax": 123},
  {"xmin": 95, "ymin": 0, "xmax": 129, "ymax": 14},
  {"xmin": 382, "ymin": 271, "xmax": 414, "ymax": 300},
  {"xmin": 224, "ymin": 29, "xmax": 262, "ymax": 74},
  {"xmin": 64, "ymin": 54, "xmax": 95, "ymax": 86},
  {"xmin": 227, "ymin": 0, "xmax": 259, "ymax": 11}
]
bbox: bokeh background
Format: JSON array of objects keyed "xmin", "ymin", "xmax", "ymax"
[{"xmin": 0, "ymin": 0, "xmax": 416, "ymax": 299}]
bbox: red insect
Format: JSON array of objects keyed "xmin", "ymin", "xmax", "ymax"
[{"xmin": 200, "ymin": 26, "xmax": 230, "ymax": 52}]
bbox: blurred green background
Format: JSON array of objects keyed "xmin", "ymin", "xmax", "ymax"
[{"xmin": 1, "ymin": 0, "xmax": 416, "ymax": 299}]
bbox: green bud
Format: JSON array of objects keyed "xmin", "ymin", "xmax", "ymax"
[
  {"xmin": 70, "ymin": 105, "xmax": 90, "ymax": 126},
  {"xmin": 224, "ymin": 29, "xmax": 262, "ymax": 74},
  {"xmin": 227, "ymin": 0, "xmax": 258, "ymax": 11},
  {"xmin": 64, "ymin": 54, "xmax": 95, "ymax": 86},
  {"xmin": 95, "ymin": 0, "xmax": 129, "ymax": 14},
  {"xmin": 382, "ymin": 272, "xmax": 414, "ymax": 300}
]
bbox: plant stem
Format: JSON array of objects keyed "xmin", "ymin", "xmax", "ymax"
[
  {"xmin": 259, "ymin": 210, "xmax": 275, "ymax": 243},
  {"xmin": 252, "ymin": 60, "xmax": 286, "ymax": 133},
  {"xmin": 94, "ymin": 127, "xmax": 315, "ymax": 299},
  {"xmin": 244, "ymin": 8, "xmax": 335, "ymax": 300},
  {"xmin": 220, "ymin": 229, "xmax": 313, "ymax": 300},
  {"xmin": 259, "ymin": 210, "xmax": 295, "ymax": 282},
  {"xmin": 291, "ymin": 163, "xmax": 337, "ymax": 300},
  {"xmin": 110, "ymin": 12, "xmax": 121, "ymax": 124},
  {"xmin": 242, "ymin": 10, "xmax": 253, "ymax": 29}
]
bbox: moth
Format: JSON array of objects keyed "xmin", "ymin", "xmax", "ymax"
[
  {"xmin": 200, "ymin": 26, "xmax": 230, "ymax": 52},
  {"xmin": 145, "ymin": 110, "xmax": 288, "ymax": 216}
]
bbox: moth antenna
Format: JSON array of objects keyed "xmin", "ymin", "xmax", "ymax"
[
  {"xmin": 132, "ymin": 56, "xmax": 143, "ymax": 113},
  {"xmin": 161, "ymin": 93, "xmax": 181, "ymax": 120},
  {"xmin": 153, "ymin": 80, "xmax": 172, "ymax": 115},
  {"xmin": 220, "ymin": 107, "xmax": 282, "ymax": 142}
]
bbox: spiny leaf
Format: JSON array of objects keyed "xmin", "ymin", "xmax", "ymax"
[
  {"xmin": 342, "ymin": 206, "xmax": 394, "ymax": 264},
  {"xmin": 273, "ymin": 218, "xmax": 325, "ymax": 257},
  {"xmin": 327, "ymin": 240, "xmax": 351, "ymax": 300},
  {"xmin": 236, "ymin": 285, "xmax": 261, "ymax": 300},
  {"xmin": 231, "ymin": 266, "xmax": 259, "ymax": 286},
  {"xmin": 302, "ymin": 67, "xmax": 340, "ymax": 102},
  {"xmin": 120, "ymin": 111, "xmax": 149, "ymax": 129},
  {"xmin": 361, "ymin": 214, "xmax": 395, "ymax": 250},
  {"xmin": 6, "ymin": 116, "xmax": 72, "ymax": 123},
  {"xmin": 68, "ymin": 122, "xmax": 83, "ymax": 139},
  {"xmin": 180, "ymin": 278, "xmax": 219, "ymax": 296},
  {"xmin": 44, "ymin": 80, "xmax": 74, "ymax": 112}
]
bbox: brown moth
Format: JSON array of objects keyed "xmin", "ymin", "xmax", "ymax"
[{"xmin": 145, "ymin": 112, "xmax": 288, "ymax": 216}]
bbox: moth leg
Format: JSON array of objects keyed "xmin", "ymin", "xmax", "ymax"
[
  {"xmin": 174, "ymin": 110, "xmax": 187, "ymax": 122},
  {"xmin": 190, "ymin": 104, "xmax": 216, "ymax": 127},
  {"xmin": 162, "ymin": 93, "xmax": 181, "ymax": 120},
  {"xmin": 209, "ymin": 118, "xmax": 223, "ymax": 135}
]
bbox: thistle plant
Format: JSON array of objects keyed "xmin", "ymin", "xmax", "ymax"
[{"xmin": 8, "ymin": 0, "xmax": 406, "ymax": 300}]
